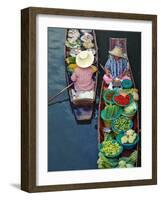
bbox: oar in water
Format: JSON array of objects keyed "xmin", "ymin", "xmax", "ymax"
[
  {"xmin": 48, "ymin": 82, "xmax": 74, "ymax": 104},
  {"xmin": 99, "ymin": 63, "xmax": 106, "ymax": 72},
  {"xmin": 49, "ymin": 64, "xmax": 104, "ymax": 104},
  {"xmin": 99, "ymin": 63, "xmax": 113, "ymax": 78}
]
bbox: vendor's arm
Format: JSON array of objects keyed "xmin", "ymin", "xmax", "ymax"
[
  {"xmin": 71, "ymin": 71, "xmax": 77, "ymax": 82},
  {"xmin": 104, "ymin": 67, "xmax": 110, "ymax": 75},
  {"xmin": 104, "ymin": 56, "xmax": 112, "ymax": 76},
  {"xmin": 124, "ymin": 58, "xmax": 129, "ymax": 70},
  {"xmin": 121, "ymin": 58, "xmax": 129, "ymax": 76}
]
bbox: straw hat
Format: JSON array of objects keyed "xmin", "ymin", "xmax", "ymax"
[
  {"xmin": 76, "ymin": 50, "xmax": 94, "ymax": 68},
  {"xmin": 109, "ymin": 46, "xmax": 124, "ymax": 58}
]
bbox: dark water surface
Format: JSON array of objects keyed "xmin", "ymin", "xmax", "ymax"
[
  {"xmin": 48, "ymin": 28, "xmax": 141, "ymax": 171},
  {"xmin": 48, "ymin": 28, "xmax": 98, "ymax": 171}
]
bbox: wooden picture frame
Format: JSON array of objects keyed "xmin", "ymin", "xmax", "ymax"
[{"xmin": 21, "ymin": 7, "xmax": 157, "ymax": 192}]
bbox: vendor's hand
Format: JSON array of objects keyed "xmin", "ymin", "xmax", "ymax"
[
  {"xmin": 107, "ymin": 73, "xmax": 113, "ymax": 79},
  {"xmin": 119, "ymin": 70, "xmax": 129, "ymax": 78},
  {"xmin": 104, "ymin": 68, "xmax": 111, "ymax": 77},
  {"xmin": 120, "ymin": 91, "xmax": 127, "ymax": 97}
]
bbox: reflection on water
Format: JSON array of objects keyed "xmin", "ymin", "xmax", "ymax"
[{"xmin": 48, "ymin": 28, "xmax": 98, "ymax": 171}]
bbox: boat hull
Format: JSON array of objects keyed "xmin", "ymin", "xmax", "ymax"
[
  {"xmin": 98, "ymin": 38, "xmax": 141, "ymax": 167},
  {"xmin": 65, "ymin": 29, "xmax": 98, "ymax": 122}
]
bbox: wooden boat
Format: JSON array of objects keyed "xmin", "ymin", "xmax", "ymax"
[
  {"xmin": 98, "ymin": 38, "xmax": 141, "ymax": 167},
  {"xmin": 64, "ymin": 29, "xmax": 98, "ymax": 122}
]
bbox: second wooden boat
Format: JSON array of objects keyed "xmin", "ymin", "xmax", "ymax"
[{"xmin": 97, "ymin": 38, "xmax": 140, "ymax": 168}]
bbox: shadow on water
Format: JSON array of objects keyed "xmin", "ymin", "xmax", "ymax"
[{"xmin": 48, "ymin": 98, "xmax": 69, "ymax": 106}]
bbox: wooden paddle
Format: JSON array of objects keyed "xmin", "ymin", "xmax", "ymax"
[
  {"xmin": 48, "ymin": 64, "xmax": 104, "ymax": 104},
  {"xmin": 48, "ymin": 82, "xmax": 74, "ymax": 104},
  {"xmin": 99, "ymin": 63, "xmax": 105, "ymax": 72},
  {"xmin": 100, "ymin": 63, "xmax": 112, "ymax": 77}
]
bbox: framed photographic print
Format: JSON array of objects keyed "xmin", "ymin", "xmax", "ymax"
[{"xmin": 21, "ymin": 7, "xmax": 157, "ymax": 192}]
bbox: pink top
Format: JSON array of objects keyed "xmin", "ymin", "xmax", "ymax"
[{"xmin": 71, "ymin": 67, "xmax": 94, "ymax": 92}]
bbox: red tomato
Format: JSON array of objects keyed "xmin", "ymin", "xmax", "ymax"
[{"xmin": 114, "ymin": 94, "xmax": 130, "ymax": 105}]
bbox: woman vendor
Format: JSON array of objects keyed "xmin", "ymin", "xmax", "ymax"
[
  {"xmin": 71, "ymin": 50, "xmax": 97, "ymax": 99},
  {"xmin": 103, "ymin": 46, "xmax": 130, "ymax": 84}
]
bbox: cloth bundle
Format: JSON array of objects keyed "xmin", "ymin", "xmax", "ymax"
[{"xmin": 72, "ymin": 89, "xmax": 95, "ymax": 100}]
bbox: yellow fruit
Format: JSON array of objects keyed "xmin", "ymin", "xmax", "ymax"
[
  {"xmin": 121, "ymin": 136, "xmax": 128, "ymax": 144},
  {"xmin": 132, "ymin": 91, "xmax": 139, "ymax": 101},
  {"xmin": 91, "ymin": 65, "xmax": 98, "ymax": 72},
  {"xmin": 69, "ymin": 64, "xmax": 78, "ymax": 70}
]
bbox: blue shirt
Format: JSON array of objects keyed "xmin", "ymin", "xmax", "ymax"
[{"xmin": 105, "ymin": 55, "xmax": 129, "ymax": 78}]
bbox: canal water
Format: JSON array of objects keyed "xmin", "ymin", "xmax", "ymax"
[
  {"xmin": 48, "ymin": 28, "xmax": 98, "ymax": 171},
  {"xmin": 48, "ymin": 28, "xmax": 141, "ymax": 171}
]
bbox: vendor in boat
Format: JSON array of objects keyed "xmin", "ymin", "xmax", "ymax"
[
  {"xmin": 71, "ymin": 50, "xmax": 97, "ymax": 99},
  {"xmin": 103, "ymin": 46, "xmax": 130, "ymax": 85}
]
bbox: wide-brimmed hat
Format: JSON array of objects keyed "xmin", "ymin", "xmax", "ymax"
[
  {"xmin": 109, "ymin": 46, "xmax": 125, "ymax": 58},
  {"xmin": 76, "ymin": 50, "xmax": 94, "ymax": 68}
]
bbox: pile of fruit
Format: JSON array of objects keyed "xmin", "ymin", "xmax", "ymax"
[
  {"xmin": 97, "ymin": 152, "xmax": 118, "ymax": 169},
  {"xmin": 120, "ymin": 88, "xmax": 139, "ymax": 101},
  {"xmin": 118, "ymin": 150, "xmax": 138, "ymax": 168},
  {"xmin": 123, "ymin": 101, "xmax": 138, "ymax": 115},
  {"xmin": 103, "ymin": 89, "xmax": 116, "ymax": 104},
  {"xmin": 113, "ymin": 93, "xmax": 131, "ymax": 106},
  {"xmin": 106, "ymin": 91, "xmax": 115, "ymax": 101},
  {"xmin": 65, "ymin": 29, "xmax": 96, "ymax": 74},
  {"xmin": 101, "ymin": 104, "xmax": 122, "ymax": 120},
  {"xmin": 65, "ymin": 29, "xmax": 81, "ymax": 49},
  {"xmin": 98, "ymin": 64, "xmax": 140, "ymax": 169},
  {"xmin": 112, "ymin": 116, "xmax": 132, "ymax": 132},
  {"xmin": 97, "ymin": 150, "xmax": 138, "ymax": 169},
  {"xmin": 121, "ymin": 129, "xmax": 137, "ymax": 144},
  {"xmin": 100, "ymin": 139, "xmax": 122, "ymax": 158}
]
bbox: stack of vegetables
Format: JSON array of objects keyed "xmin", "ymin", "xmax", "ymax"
[
  {"xmin": 118, "ymin": 150, "xmax": 138, "ymax": 168},
  {"xmin": 97, "ymin": 149, "xmax": 138, "ymax": 169},
  {"xmin": 120, "ymin": 129, "xmax": 138, "ymax": 144},
  {"xmin": 112, "ymin": 116, "xmax": 133, "ymax": 133},
  {"xmin": 98, "ymin": 78, "xmax": 140, "ymax": 169},
  {"xmin": 65, "ymin": 29, "xmax": 96, "ymax": 73},
  {"xmin": 99, "ymin": 138, "xmax": 123, "ymax": 158},
  {"xmin": 101, "ymin": 104, "xmax": 123, "ymax": 121}
]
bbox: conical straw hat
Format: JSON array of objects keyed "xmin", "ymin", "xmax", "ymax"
[
  {"xmin": 76, "ymin": 50, "xmax": 94, "ymax": 68},
  {"xmin": 109, "ymin": 46, "xmax": 125, "ymax": 58}
]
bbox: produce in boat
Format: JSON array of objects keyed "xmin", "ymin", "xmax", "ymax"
[
  {"xmin": 97, "ymin": 38, "xmax": 140, "ymax": 169},
  {"xmin": 65, "ymin": 29, "xmax": 98, "ymax": 122}
]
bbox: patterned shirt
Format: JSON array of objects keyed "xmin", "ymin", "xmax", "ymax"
[
  {"xmin": 105, "ymin": 55, "xmax": 129, "ymax": 78},
  {"xmin": 71, "ymin": 67, "xmax": 94, "ymax": 92}
]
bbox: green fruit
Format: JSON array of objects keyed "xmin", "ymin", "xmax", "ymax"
[
  {"xmin": 101, "ymin": 140, "xmax": 122, "ymax": 157},
  {"xmin": 66, "ymin": 56, "xmax": 76, "ymax": 64},
  {"xmin": 113, "ymin": 116, "xmax": 132, "ymax": 132},
  {"xmin": 118, "ymin": 160, "xmax": 126, "ymax": 168},
  {"xmin": 129, "ymin": 151, "xmax": 138, "ymax": 163},
  {"xmin": 98, "ymin": 152, "xmax": 118, "ymax": 169},
  {"xmin": 103, "ymin": 104, "xmax": 122, "ymax": 120},
  {"xmin": 126, "ymin": 163, "xmax": 134, "ymax": 168}
]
